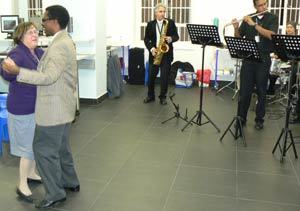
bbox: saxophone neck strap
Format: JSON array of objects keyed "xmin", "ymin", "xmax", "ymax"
[{"xmin": 156, "ymin": 20, "xmax": 164, "ymax": 35}]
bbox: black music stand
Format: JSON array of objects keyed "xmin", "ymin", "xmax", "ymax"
[
  {"xmin": 271, "ymin": 34, "xmax": 299, "ymax": 162},
  {"xmin": 161, "ymin": 93, "xmax": 190, "ymax": 124},
  {"xmin": 220, "ymin": 36, "xmax": 262, "ymax": 147},
  {"xmin": 181, "ymin": 24, "xmax": 222, "ymax": 132}
]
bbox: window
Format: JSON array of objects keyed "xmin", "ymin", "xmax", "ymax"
[
  {"xmin": 269, "ymin": 0, "xmax": 300, "ymax": 34},
  {"xmin": 140, "ymin": 0, "xmax": 191, "ymax": 41},
  {"xmin": 28, "ymin": 0, "xmax": 43, "ymax": 17}
]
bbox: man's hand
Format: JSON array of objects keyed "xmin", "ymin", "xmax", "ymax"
[
  {"xmin": 150, "ymin": 48, "xmax": 157, "ymax": 56},
  {"xmin": 2, "ymin": 57, "xmax": 20, "ymax": 75},
  {"xmin": 232, "ymin": 18, "xmax": 239, "ymax": 30},
  {"xmin": 243, "ymin": 16, "xmax": 256, "ymax": 26},
  {"xmin": 165, "ymin": 36, "xmax": 172, "ymax": 43}
]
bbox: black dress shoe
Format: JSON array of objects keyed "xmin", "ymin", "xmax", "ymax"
[
  {"xmin": 160, "ymin": 98, "xmax": 167, "ymax": 105},
  {"xmin": 16, "ymin": 188, "xmax": 34, "ymax": 203},
  {"xmin": 64, "ymin": 185, "xmax": 80, "ymax": 192},
  {"xmin": 27, "ymin": 178, "xmax": 42, "ymax": 183},
  {"xmin": 255, "ymin": 122, "xmax": 264, "ymax": 130},
  {"xmin": 35, "ymin": 197, "xmax": 66, "ymax": 208},
  {"xmin": 143, "ymin": 96, "xmax": 155, "ymax": 103}
]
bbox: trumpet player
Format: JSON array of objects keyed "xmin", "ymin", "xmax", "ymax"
[
  {"xmin": 233, "ymin": 0, "xmax": 278, "ymax": 130},
  {"xmin": 143, "ymin": 3, "xmax": 179, "ymax": 105}
]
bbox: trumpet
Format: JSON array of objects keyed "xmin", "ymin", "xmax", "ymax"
[{"xmin": 224, "ymin": 10, "xmax": 268, "ymax": 28}]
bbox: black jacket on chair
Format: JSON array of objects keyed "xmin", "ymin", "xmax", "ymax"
[{"xmin": 144, "ymin": 18, "xmax": 179, "ymax": 64}]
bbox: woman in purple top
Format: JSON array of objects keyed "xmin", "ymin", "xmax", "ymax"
[{"xmin": 0, "ymin": 22, "xmax": 43, "ymax": 203}]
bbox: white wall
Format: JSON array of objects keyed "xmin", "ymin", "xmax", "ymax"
[
  {"xmin": 0, "ymin": 0, "xmax": 12, "ymax": 14},
  {"xmin": 190, "ymin": 0, "xmax": 253, "ymax": 27},
  {"xmin": 106, "ymin": 0, "xmax": 136, "ymax": 44},
  {"xmin": 42, "ymin": 0, "xmax": 97, "ymax": 39},
  {"xmin": 95, "ymin": 0, "xmax": 107, "ymax": 99}
]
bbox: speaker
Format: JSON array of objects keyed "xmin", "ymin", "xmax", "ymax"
[{"xmin": 128, "ymin": 48, "xmax": 145, "ymax": 84}]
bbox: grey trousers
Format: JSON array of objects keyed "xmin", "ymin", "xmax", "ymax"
[{"xmin": 33, "ymin": 123, "xmax": 79, "ymax": 201}]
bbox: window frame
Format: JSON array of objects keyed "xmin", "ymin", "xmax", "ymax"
[
  {"xmin": 27, "ymin": 0, "xmax": 43, "ymax": 18},
  {"xmin": 268, "ymin": 0, "xmax": 300, "ymax": 34},
  {"xmin": 139, "ymin": 0, "xmax": 191, "ymax": 42}
]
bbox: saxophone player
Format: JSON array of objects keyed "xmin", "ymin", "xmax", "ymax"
[{"xmin": 143, "ymin": 3, "xmax": 179, "ymax": 105}]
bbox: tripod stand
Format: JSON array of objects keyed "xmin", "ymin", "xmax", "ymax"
[
  {"xmin": 220, "ymin": 36, "xmax": 262, "ymax": 146},
  {"xmin": 181, "ymin": 24, "xmax": 222, "ymax": 132},
  {"xmin": 216, "ymin": 58, "xmax": 241, "ymax": 100},
  {"xmin": 161, "ymin": 93, "xmax": 189, "ymax": 124},
  {"xmin": 271, "ymin": 34, "xmax": 300, "ymax": 162},
  {"xmin": 268, "ymin": 66, "xmax": 289, "ymax": 107}
]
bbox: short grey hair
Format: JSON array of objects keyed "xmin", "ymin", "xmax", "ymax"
[{"xmin": 155, "ymin": 3, "xmax": 167, "ymax": 12}]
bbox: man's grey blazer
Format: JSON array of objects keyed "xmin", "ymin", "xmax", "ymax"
[{"xmin": 17, "ymin": 30, "xmax": 77, "ymax": 126}]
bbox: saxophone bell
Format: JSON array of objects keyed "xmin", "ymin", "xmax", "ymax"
[{"xmin": 159, "ymin": 36, "xmax": 169, "ymax": 53}]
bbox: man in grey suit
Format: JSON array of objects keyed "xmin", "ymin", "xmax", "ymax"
[{"xmin": 2, "ymin": 5, "xmax": 80, "ymax": 209}]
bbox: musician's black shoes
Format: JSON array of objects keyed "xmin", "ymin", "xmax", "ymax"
[
  {"xmin": 143, "ymin": 96, "xmax": 155, "ymax": 103},
  {"xmin": 255, "ymin": 121, "xmax": 264, "ymax": 130},
  {"xmin": 160, "ymin": 98, "xmax": 167, "ymax": 105}
]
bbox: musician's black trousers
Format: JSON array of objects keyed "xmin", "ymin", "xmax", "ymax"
[
  {"xmin": 238, "ymin": 56, "xmax": 271, "ymax": 123},
  {"xmin": 147, "ymin": 59, "xmax": 171, "ymax": 100}
]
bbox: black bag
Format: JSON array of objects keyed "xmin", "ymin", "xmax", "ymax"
[
  {"xmin": 128, "ymin": 48, "xmax": 145, "ymax": 84},
  {"xmin": 169, "ymin": 61, "xmax": 194, "ymax": 85}
]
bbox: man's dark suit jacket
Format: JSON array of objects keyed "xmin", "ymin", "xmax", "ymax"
[{"xmin": 144, "ymin": 18, "xmax": 179, "ymax": 64}]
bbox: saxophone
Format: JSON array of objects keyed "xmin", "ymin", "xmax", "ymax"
[{"xmin": 153, "ymin": 19, "xmax": 169, "ymax": 65}]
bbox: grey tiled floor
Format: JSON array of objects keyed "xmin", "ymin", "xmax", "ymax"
[{"xmin": 1, "ymin": 84, "xmax": 300, "ymax": 211}]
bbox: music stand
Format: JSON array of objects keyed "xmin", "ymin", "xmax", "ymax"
[
  {"xmin": 271, "ymin": 34, "xmax": 300, "ymax": 162},
  {"xmin": 161, "ymin": 93, "xmax": 190, "ymax": 124},
  {"xmin": 181, "ymin": 24, "xmax": 222, "ymax": 132},
  {"xmin": 219, "ymin": 36, "xmax": 262, "ymax": 146}
]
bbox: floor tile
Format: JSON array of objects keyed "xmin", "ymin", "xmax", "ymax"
[
  {"xmin": 164, "ymin": 191, "xmax": 237, "ymax": 211},
  {"xmin": 173, "ymin": 165, "xmax": 236, "ymax": 197},
  {"xmin": 237, "ymin": 171, "xmax": 300, "ymax": 205},
  {"xmin": 129, "ymin": 141, "xmax": 185, "ymax": 164},
  {"xmin": 237, "ymin": 150, "xmax": 295, "ymax": 176}
]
